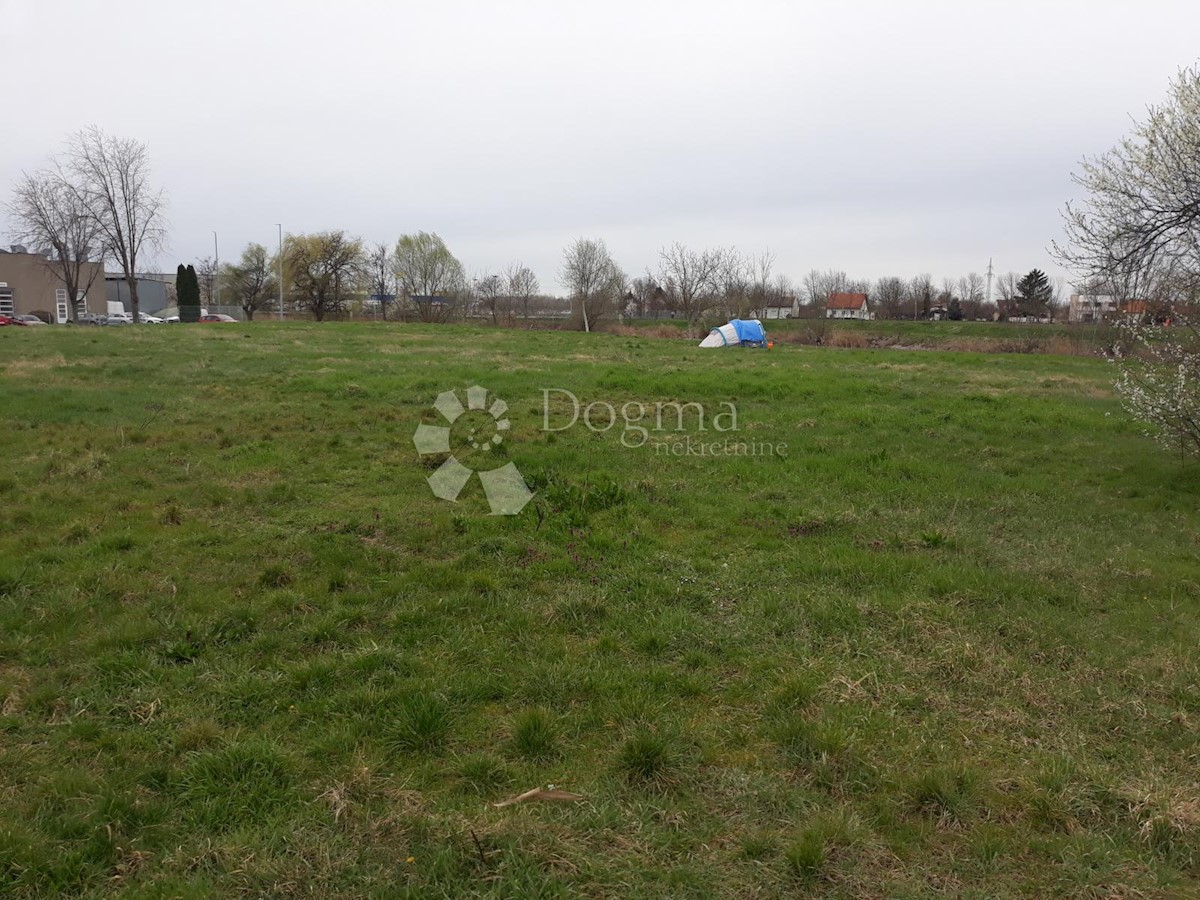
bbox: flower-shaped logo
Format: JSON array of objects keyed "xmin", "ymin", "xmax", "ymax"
[{"xmin": 412, "ymin": 385, "xmax": 534, "ymax": 515}]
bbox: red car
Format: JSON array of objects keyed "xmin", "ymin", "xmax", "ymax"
[
  {"xmin": 0, "ymin": 315, "xmax": 28, "ymax": 327},
  {"xmin": 199, "ymin": 314, "xmax": 237, "ymax": 323}
]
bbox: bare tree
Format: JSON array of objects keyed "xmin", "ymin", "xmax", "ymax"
[
  {"xmin": 657, "ymin": 243, "xmax": 727, "ymax": 335},
  {"xmin": 629, "ymin": 272, "xmax": 665, "ymax": 318},
  {"xmin": 746, "ymin": 250, "xmax": 775, "ymax": 317},
  {"xmin": 64, "ymin": 126, "xmax": 167, "ymax": 322},
  {"xmin": 224, "ymin": 243, "xmax": 275, "ymax": 321},
  {"xmin": 505, "ymin": 263, "xmax": 539, "ymax": 321},
  {"xmin": 771, "ymin": 273, "xmax": 796, "ymax": 314},
  {"xmin": 195, "ymin": 256, "xmax": 217, "ymax": 307},
  {"xmin": 560, "ymin": 238, "xmax": 624, "ymax": 332},
  {"xmin": 957, "ymin": 272, "xmax": 985, "ymax": 321},
  {"xmin": 801, "ymin": 269, "xmax": 848, "ymax": 308},
  {"xmin": 909, "ymin": 273, "xmax": 934, "ymax": 319},
  {"xmin": 995, "ymin": 272, "xmax": 1021, "ymax": 319},
  {"xmin": 716, "ymin": 248, "xmax": 751, "ymax": 318},
  {"xmin": 364, "ymin": 243, "xmax": 396, "ymax": 319},
  {"xmin": 476, "ymin": 273, "xmax": 506, "ymax": 325},
  {"xmin": 284, "ymin": 231, "xmax": 364, "ymax": 321},
  {"xmin": 1047, "ymin": 276, "xmax": 1068, "ymax": 322},
  {"xmin": 874, "ymin": 276, "xmax": 908, "ymax": 319},
  {"xmin": 7, "ymin": 170, "xmax": 102, "ymax": 322}
]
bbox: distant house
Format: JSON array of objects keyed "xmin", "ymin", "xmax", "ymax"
[
  {"xmin": 825, "ymin": 292, "xmax": 871, "ymax": 320},
  {"xmin": 754, "ymin": 294, "xmax": 799, "ymax": 319},
  {"xmin": 0, "ymin": 246, "xmax": 106, "ymax": 323},
  {"xmin": 1068, "ymin": 294, "xmax": 1117, "ymax": 323},
  {"xmin": 1117, "ymin": 300, "xmax": 1171, "ymax": 324},
  {"xmin": 927, "ymin": 304, "xmax": 948, "ymax": 321}
]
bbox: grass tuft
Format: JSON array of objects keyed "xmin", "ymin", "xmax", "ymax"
[
  {"xmin": 908, "ymin": 764, "xmax": 981, "ymax": 822},
  {"xmin": 258, "ymin": 564, "xmax": 293, "ymax": 588},
  {"xmin": 784, "ymin": 830, "xmax": 826, "ymax": 882},
  {"xmin": 510, "ymin": 708, "xmax": 560, "ymax": 761},
  {"xmin": 178, "ymin": 741, "xmax": 296, "ymax": 831},
  {"xmin": 615, "ymin": 730, "xmax": 677, "ymax": 784},
  {"xmin": 388, "ymin": 693, "xmax": 452, "ymax": 754}
]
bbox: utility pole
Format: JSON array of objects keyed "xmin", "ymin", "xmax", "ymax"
[
  {"xmin": 276, "ymin": 224, "xmax": 284, "ymax": 321},
  {"xmin": 213, "ymin": 231, "xmax": 220, "ymax": 309},
  {"xmin": 986, "ymin": 258, "xmax": 994, "ymax": 309}
]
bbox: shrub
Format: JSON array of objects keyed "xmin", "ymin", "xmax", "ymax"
[{"xmin": 1114, "ymin": 317, "xmax": 1200, "ymax": 458}]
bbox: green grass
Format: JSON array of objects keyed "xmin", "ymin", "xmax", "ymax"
[
  {"xmin": 631, "ymin": 314, "xmax": 1120, "ymax": 352},
  {"xmin": 0, "ymin": 321, "xmax": 1198, "ymax": 896}
]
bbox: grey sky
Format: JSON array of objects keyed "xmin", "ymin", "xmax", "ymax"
[{"xmin": 4, "ymin": 0, "xmax": 1199, "ymax": 293}]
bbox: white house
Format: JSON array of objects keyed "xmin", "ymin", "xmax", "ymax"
[
  {"xmin": 825, "ymin": 292, "xmax": 871, "ymax": 320},
  {"xmin": 755, "ymin": 294, "xmax": 799, "ymax": 319},
  {"xmin": 1068, "ymin": 294, "xmax": 1117, "ymax": 323}
]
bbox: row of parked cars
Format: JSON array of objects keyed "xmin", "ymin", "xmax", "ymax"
[
  {"xmin": 0, "ymin": 312, "xmax": 237, "ymax": 326},
  {"xmin": 86, "ymin": 311, "xmax": 237, "ymax": 325}
]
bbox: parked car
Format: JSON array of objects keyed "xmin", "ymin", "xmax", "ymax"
[
  {"xmin": 0, "ymin": 315, "xmax": 29, "ymax": 327},
  {"xmin": 199, "ymin": 314, "xmax": 237, "ymax": 323},
  {"xmin": 76, "ymin": 312, "xmax": 105, "ymax": 325},
  {"xmin": 14, "ymin": 314, "xmax": 47, "ymax": 326},
  {"xmin": 163, "ymin": 315, "xmax": 180, "ymax": 324},
  {"xmin": 138, "ymin": 312, "xmax": 164, "ymax": 324},
  {"xmin": 105, "ymin": 312, "xmax": 134, "ymax": 326}
]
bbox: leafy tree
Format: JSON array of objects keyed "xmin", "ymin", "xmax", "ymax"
[
  {"xmin": 1015, "ymin": 269, "xmax": 1053, "ymax": 317},
  {"xmin": 224, "ymin": 243, "xmax": 275, "ymax": 321},
  {"xmin": 284, "ymin": 231, "xmax": 364, "ymax": 322},
  {"xmin": 393, "ymin": 232, "xmax": 465, "ymax": 322},
  {"xmin": 178, "ymin": 264, "xmax": 201, "ymax": 322},
  {"xmin": 947, "ymin": 296, "xmax": 963, "ymax": 320}
]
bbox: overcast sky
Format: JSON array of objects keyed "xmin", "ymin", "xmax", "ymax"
[{"xmin": 3, "ymin": 0, "xmax": 1199, "ymax": 293}]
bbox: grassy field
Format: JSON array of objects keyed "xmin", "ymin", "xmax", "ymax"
[
  {"xmin": 625, "ymin": 317, "xmax": 1120, "ymax": 354},
  {"xmin": 0, "ymin": 323, "xmax": 1197, "ymax": 898}
]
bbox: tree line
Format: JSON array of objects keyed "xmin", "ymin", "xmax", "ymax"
[{"xmin": 7, "ymin": 127, "xmax": 1067, "ymax": 330}]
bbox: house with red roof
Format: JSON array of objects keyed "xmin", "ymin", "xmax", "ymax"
[{"xmin": 825, "ymin": 292, "xmax": 871, "ymax": 320}]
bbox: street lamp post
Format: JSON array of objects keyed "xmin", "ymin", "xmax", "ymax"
[
  {"xmin": 276, "ymin": 224, "xmax": 283, "ymax": 321},
  {"xmin": 213, "ymin": 231, "xmax": 220, "ymax": 310}
]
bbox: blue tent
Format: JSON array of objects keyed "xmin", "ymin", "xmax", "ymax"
[
  {"xmin": 700, "ymin": 318, "xmax": 768, "ymax": 348},
  {"xmin": 731, "ymin": 319, "xmax": 766, "ymax": 345}
]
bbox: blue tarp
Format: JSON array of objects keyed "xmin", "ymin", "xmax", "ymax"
[
  {"xmin": 730, "ymin": 319, "xmax": 766, "ymax": 344},
  {"xmin": 724, "ymin": 319, "xmax": 763, "ymax": 343},
  {"xmin": 702, "ymin": 318, "xmax": 768, "ymax": 348}
]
